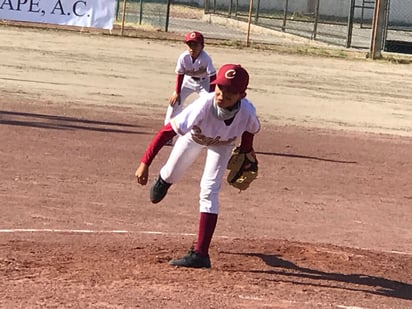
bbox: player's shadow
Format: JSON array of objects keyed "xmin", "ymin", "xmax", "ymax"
[
  {"xmin": 0, "ymin": 110, "xmax": 147, "ymax": 134},
  {"xmin": 255, "ymin": 151, "xmax": 357, "ymax": 164},
  {"xmin": 224, "ymin": 252, "xmax": 412, "ymax": 300}
]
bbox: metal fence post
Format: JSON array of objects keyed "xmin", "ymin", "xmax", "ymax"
[
  {"xmin": 139, "ymin": 0, "xmax": 143, "ymax": 25},
  {"xmin": 116, "ymin": 0, "xmax": 120, "ymax": 20},
  {"xmin": 370, "ymin": 0, "xmax": 389, "ymax": 59},
  {"xmin": 246, "ymin": 0, "xmax": 254, "ymax": 47},
  {"xmin": 312, "ymin": 0, "xmax": 320, "ymax": 40},
  {"xmin": 255, "ymin": 0, "xmax": 260, "ymax": 23},
  {"xmin": 282, "ymin": 0, "xmax": 289, "ymax": 32},
  {"xmin": 165, "ymin": 0, "xmax": 171, "ymax": 32},
  {"xmin": 121, "ymin": 0, "xmax": 127, "ymax": 36},
  {"xmin": 346, "ymin": 0, "xmax": 356, "ymax": 48}
]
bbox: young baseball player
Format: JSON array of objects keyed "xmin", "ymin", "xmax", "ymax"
[
  {"xmin": 135, "ymin": 64, "xmax": 260, "ymax": 268},
  {"xmin": 164, "ymin": 31, "xmax": 216, "ymax": 144}
]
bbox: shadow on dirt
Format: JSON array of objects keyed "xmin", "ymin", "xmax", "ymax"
[
  {"xmin": 225, "ymin": 252, "xmax": 412, "ymax": 300},
  {"xmin": 256, "ymin": 151, "xmax": 357, "ymax": 164},
  {"xmin": 0, "ymin": 110, "xmax": 146, "ymax": 134}
]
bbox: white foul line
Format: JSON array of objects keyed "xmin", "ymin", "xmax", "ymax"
[
  {"xmin": 0, "ymin": 228, "xmax": 129, "ymax": 234},
  {"xmin": 0, "ymin": 228, "xmax": 232, "ymax": 238},
  {"xmin": 338, "ymin": 305, "xmax": 367, "ymax": 309},
  {"xmin": 0, "ymin": 229, "xmax": 410, "ymax": 255}
]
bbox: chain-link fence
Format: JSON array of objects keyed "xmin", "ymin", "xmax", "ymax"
[
  {"xmin": 115, "ymin": 0, "xmax": 169, "ymax": 30},
  {"xmin": 203, "ymin": 0, "xmax": 377, "ymax": 48},
  {"xmin": 113, "ymin": 0, "xmax": 412, "ymax": 54},
  {"xmin": 385, "ymin": 0, "xmax": 412, "ymax": 53}
]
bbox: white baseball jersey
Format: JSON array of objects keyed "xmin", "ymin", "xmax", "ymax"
[
  {"xmin": 176, "ymin": 50, "xmax": 216, "ymax": 78},
  {"xmin": 170, "ymin": 92, "xmax": 260, "ymax": 146},
  {"xmin": 162, "ymin": 92, "xmax": 260, "ymax": 213}
]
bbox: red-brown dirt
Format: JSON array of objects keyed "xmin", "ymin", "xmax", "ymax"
[{"xmin": 1, "ymin": 98, "xmax": 411, "ymax": 308}]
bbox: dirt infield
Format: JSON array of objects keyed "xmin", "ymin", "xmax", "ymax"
[{"xmin": 1, "ymin": 26, "xmax": 412, "ymax": 308}]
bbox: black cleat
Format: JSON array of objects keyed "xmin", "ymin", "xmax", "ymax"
[
  {"xmin": 169, "ymin": 248, "xmax": 211, "ymax": 269},
  {"xmin": 150, "ymin": 176, "xmax": 172, "ymax": 204}
]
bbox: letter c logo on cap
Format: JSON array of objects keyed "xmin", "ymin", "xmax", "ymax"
[{"xmin": 224, "ymin": 69, "xmax": 236, "ymax": 79}]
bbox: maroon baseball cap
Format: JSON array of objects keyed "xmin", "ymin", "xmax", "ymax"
[
  {"xmin": 211, "ymin": 64, "xmax": 249, "ymax": 93},
  {"xmin": 185, "ymin": 31, "xmax": 204, "ymax": 44}
]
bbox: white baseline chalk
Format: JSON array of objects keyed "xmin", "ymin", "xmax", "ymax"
[
  {"xmin": 0, "ymin": 228, "xmax": 231, "ymax": 238},
  {"xmin": 0, "ymin": 229, "xmax": 409, "ymax": 255}
]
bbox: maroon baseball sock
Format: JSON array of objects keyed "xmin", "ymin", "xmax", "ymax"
[{"xmin": 195, "ymin": 212, "xmax": 218, "ymax": 257}]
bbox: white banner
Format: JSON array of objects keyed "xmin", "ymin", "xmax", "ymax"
[{"xmin": 0, "ymin": 0, "xmax": 116, "ymax": 30}]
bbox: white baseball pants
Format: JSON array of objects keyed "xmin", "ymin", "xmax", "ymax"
[{"xmin": 159, "ymin": 134, "xmax": 234, "ymax": 214}]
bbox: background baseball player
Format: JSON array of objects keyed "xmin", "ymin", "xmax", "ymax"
[
  {"xmin": 164, "ymin": 31, "xmax": 216, "ymax": 144},
  {"xmin": 135, "ymin": 64, "xmax": 260, "ymax": 269}
]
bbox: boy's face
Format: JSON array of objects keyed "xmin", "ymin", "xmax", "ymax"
[
  {"xmin": 214, "ymin": 85, "xmax": 246, "ymax": 109},
  {"xmin": 186, "ymin": 41, "xmax": 203, "ymax": 58}
]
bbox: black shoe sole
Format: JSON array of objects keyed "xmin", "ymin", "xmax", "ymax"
[
  {"xmin": 150, "ymin": 176, "xmax": 171, "ymax": 204},
  {"xmin": 168, "ymin": 252, "xmax": 211, "ymax": 268}
]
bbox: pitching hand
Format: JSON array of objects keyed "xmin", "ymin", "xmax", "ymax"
[
  {"xmin": 135, "ymin": 162, "xmax": 149, "ymax": 185},
  {"xmin": 169, "ymin": 91, "xmax": 181, "ymax": 106}
]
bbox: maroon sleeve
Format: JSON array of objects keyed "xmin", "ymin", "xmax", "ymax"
[
  {"xmin": 239, "ymin": 131, "xmax": 254, "ymax": 153},
  {"xmin": 140, "ymin": 123, "xmax": 177, "ymax": 166},
  {"xmin": 175, "ymin": 74, "xmax": 184, "ymax": 94},
  {"xmin": 209, "ymin": 74, "xmax": 216, "ymax": 92}
]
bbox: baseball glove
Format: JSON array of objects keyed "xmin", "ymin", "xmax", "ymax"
[{"xmin": 227, "ymin": 147, "xmax": 258, "ymax": 191}]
